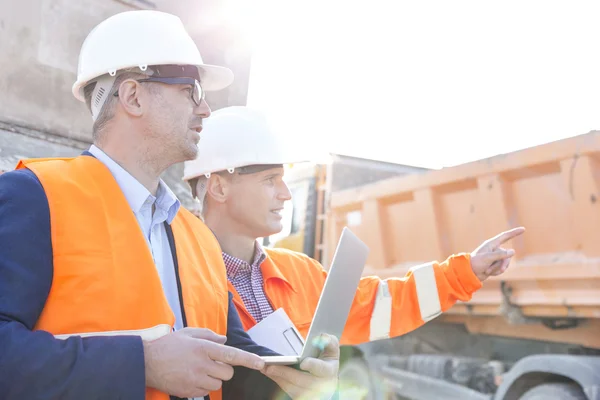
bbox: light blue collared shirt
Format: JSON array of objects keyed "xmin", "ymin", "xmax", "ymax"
[{"xmin": 89, "ymin": 145, "xmax": 185, "ymax": 330}]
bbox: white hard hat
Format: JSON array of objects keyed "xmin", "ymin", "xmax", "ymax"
[
  {"xmin": 72, "ymin": 10, "xmax": 233, "ymax": 102},
  {"xmin": 182, "ymin": 106, "xmax": 311, "ymax": 182}
]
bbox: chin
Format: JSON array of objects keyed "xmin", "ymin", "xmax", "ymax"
[
  {"xmin": 181, "ymin": 146, "xmax": 198, "ymax": 161},
  {"xmin": 267, "ymin": 223, "xmax": 284, "ymax": 236},
  {"xmin": 256, "ymin": 224, "xmax": 281, "ymax": 239}
]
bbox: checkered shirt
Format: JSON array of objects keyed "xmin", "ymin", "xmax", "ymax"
[{"xmin": 223, "ymin": 243, "xmax": 274, "ymax": 323}]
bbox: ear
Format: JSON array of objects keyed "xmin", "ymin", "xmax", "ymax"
[
  {"xmin": 206, "ymin": 174, "xmax": 230, "ymax": 204},
  {"xmin": 116, "ymin": 79, "xmax": 144, "ymax": 117}
]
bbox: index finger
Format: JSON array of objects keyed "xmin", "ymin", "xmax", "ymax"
[
  {"xmin": 487, "ymin": 227, "xmax": 525, "ymax": 248},
  {"xmin": 205, "ymin": 342, "xmax": 265, "ymax": 370}
]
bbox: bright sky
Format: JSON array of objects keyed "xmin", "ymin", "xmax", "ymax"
[{"xmin": 241, "ymin": 0, "xmax": 600, "ymax": 169}]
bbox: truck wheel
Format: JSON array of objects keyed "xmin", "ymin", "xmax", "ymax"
[{"xmin": 519, "ymin": 382, "xmax": 586, "ymax": 400}]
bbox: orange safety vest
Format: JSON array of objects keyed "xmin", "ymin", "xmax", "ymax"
[
  {"xmin": 16, "ymin": 156, "xmax": 229, "ymax": 400},
  {"xmin": 229, "ymin": 247, "xmax": 482, "ymax": 345}
]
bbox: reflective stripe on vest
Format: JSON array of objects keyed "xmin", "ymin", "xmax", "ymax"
[
  {"xmin": 410, "ymin": 262, "xmax": 442, "ymax": 322},
  {"xmin": 54, "ymin": 324, "xmax": 171, "ymax": 342},
  {"xmin": 369, "ymin": 280, "xmax": 392, "ymax": 341}
]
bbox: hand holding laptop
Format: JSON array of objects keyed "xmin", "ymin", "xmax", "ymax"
[{"xmin": 262, "ymin": 333, "xmax": 340, "ymax": 400}]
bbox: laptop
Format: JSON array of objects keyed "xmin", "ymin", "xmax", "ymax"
[{"xmin": 261, "ymin": 227, "xmax": 370, "ymax": 365}]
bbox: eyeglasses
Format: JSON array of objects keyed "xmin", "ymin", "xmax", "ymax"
[{"xmin": 113, "ymin": 76, "xmax": 205, "ymax": 106}]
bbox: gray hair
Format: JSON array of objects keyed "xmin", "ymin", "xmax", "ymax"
[{"xmin": 83, "ymin": 71, "xmax": 150, "ymax": 142}]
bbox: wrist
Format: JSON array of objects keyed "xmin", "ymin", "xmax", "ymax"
[
  {"xmin": 449, "ymin": 253, "xmax": 483, "ymax": 292},
  {"xmin": 142, "ymin": 340, "xmax": 158, "ymax": 389}
]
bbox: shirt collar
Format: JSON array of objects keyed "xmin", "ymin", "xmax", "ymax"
[
  {"xmin": 224, "ymin": 241, "xmax": 267, "ymax": 280},
  {"xmin": 88, "ymin": 145, "xmax": 181, "ymax": 223},
  {"xmin": 222, "ymin": 242, "xmax": 297, "ymax": 293}
]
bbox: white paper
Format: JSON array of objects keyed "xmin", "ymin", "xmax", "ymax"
[{"xmin": 247, "ymin": 308, "xmax": 305, "ymax": 356}]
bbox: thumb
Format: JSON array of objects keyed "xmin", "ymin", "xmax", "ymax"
[
  {"xmin": 312, "ymin": 334, "xmax": 340, "ymax": 360},
  {"xmin": 486, "ymin": 256, "xmax": 511, "ymax": 276},
  {"xmin": 181, "ymin": 327, "xmax": 227, "ymax": 344}
]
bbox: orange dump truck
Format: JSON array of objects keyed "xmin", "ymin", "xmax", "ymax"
[{"xmin": 273, "ymin": 131, "xmax": 600, "ymax": 400}]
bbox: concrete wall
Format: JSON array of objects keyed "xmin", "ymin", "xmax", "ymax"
[
  {"xmin": 0, "ymin": 0, "xmax": 252, "ymax": 140},
  {"xmin": 0, "ymin": 123, "xmax": 83, "ymax": 172},
  {"xmin": 0, "ymin": 0, "xmax": 130, "ymax": 142},
  {"xmin": 0, "ymin": 0, "xmax": 253, "ymax": 208}
]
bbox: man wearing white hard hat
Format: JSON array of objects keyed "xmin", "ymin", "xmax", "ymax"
[
  {"xmin": 182, "ymin": 106, "xmax": 525, "ymax": 366},
  {"xmin": 0, "ymin": 10, "xmax": 338, "ymax": 400}
]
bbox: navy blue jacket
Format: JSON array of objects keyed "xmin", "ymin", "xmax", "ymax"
[{"xmin": 0, "ymin": 166, "xmax": 283, "ymax": 400}]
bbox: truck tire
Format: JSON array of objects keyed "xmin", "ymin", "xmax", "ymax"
[{"xmin": 519, "ymin": 382, "xmax": 586, "ymax": 400}]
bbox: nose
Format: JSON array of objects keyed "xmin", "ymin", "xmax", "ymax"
[
  {"xmin": 194, "ymin": 98, "xmax": 211, "ymax": 118},
  {"xmin": 278, "ymin": 181, "xmax": 292, "ymax": 201}
]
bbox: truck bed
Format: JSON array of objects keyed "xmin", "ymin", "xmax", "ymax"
[{"xmin": 324, "ymin": 131, "xmax": 600, "ymax": 347}]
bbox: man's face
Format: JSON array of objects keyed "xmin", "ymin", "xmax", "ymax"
[
  {"xmin": 143, "ymin": 76, "xmax": 210, "ymax": 164},
  {"xmin": 226, "ymin": 167, "xmax": 292, "ymax": 238}
]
